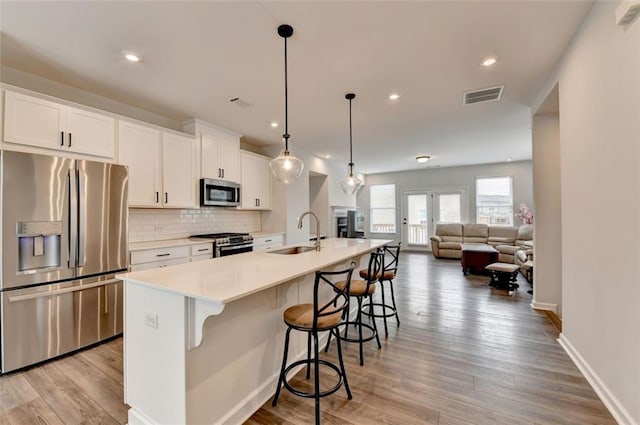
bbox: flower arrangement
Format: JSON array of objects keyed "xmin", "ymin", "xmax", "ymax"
[{"xmin": 516, "ymin": 203, "xmax": 533, "ymax": 224}]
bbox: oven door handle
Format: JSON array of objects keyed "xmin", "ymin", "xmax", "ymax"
[{"xmin": 219, "ymin": 242, "xmax": 254, "ymax": 251}]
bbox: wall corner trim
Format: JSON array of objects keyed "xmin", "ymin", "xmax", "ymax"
[{"xmin": 558, "ymin": 334, "xmax": 638, "ymax": 425}]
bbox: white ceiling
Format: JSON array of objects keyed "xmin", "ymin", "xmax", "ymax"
[{"xmin": 0, "ymin": 1, "xmax": 593, "ymax": 174}]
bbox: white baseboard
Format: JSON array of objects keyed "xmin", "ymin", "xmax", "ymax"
[
  {"xmin": 530, "ymin": 301, "xmax": 558, "ymax": 314},
  {"xmin": 558, "ymin": 334, "xmax": 638, "ymax": 425},
  {"xmin": 127, "ymin": 409, "xmax": 156, "ymax": 425}
]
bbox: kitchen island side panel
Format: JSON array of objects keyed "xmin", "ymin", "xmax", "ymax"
[{"xmin": 185, "ymin": 258, "xmax": 360, "ymax": 425}]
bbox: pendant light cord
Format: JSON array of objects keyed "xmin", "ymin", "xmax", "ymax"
[
  {"xmin": 283, "ymin": 35, "xmax": 290, "ymax": 151},
  {"xmin": 349, "ymin": 97, "xmax": 353, "ymax": 170}
]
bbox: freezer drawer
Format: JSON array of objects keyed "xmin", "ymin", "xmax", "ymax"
[{"xmin": 0, "ymin": 276, "xmax": 123, "ymax": 373}]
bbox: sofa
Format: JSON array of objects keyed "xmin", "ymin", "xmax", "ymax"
[{"xmin": 430, "ymin": 223, "xmax": 533, "ymax": 278}]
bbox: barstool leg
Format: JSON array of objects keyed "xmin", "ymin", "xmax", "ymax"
[
  {"xmin": 389, "ymin": 279, "xmax": 400, "ymax": 326},
  {"xmin": 369, "ymin": 295, "xmax": 382, "ymax": 349},
  {"xmin": 380, "ymin": 281, "xmax": 389, "ymax": 338},
  {"xmin": 334, "ymin": 327, "xmax": 352, "ymax": 399},
  {"xmin": 272, "ymin": 327, "xmax": 292, "ymax": 406},
  {"xmin": 357, "ymin": 297, "xmax": 364, "ymax": 366},
  {"xmin": 306, "ymin": 332, "xmax": 312, "ymax": 379},
  {"xmin": 313, "ymin": 330, "xmax": 321, "ymax": 425}
]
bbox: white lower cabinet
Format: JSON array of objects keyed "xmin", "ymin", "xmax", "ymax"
[
  {"xmin": 129, "ymin": 242, "xmax": 213, "ymax": 272},
  {"xmin": 252, "ymin": 234, "xmax": 284, "ymax": 252}
]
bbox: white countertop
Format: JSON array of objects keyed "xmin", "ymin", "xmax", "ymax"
[
  {"xmin": 129, "ymin": 238, "xmax": 213, "ymax": 252},
  {"xmin": 118, "ymin": 238, "xmax": 390, "ymax": 305},
  {"xmin": 251, "ymin": 231, "xmax": 285, "ymax": 238}
]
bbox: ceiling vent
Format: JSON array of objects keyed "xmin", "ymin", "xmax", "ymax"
[
  {"xmin": 463, "ymin": 86, "xmax": 504, "ymax": 105},
  {"xmin": 229, "ymin": 97, "xmax": 251, "ymax": 108}
]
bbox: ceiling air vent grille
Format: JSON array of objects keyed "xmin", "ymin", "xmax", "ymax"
[{"xmin": 463, "ymin": 86, "xmax": 504, "ymax": 105}]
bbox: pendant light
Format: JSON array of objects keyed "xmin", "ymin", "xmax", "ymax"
[
  {"xmin": 340, "ymin": 93, "xmax": 363, "ymax": 195},
  {"xmin": 269, "ymin": 24, "xmax": 304, "ymax": 184}
]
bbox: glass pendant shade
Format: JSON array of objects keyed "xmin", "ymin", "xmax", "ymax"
[
  {"xmin": 270, "ymin": 146, "xmax": 304, "ymax": 184},
  {"xmin": 340, "ymin": 169, "xmax": 362, "ymax": 195}
]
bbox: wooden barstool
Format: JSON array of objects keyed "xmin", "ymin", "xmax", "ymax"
[
  {"xmin": 272, "ymin": 264, "xmax": 355, "ymax": 425},
  {"xmin": 326, "ymin": 251, "xmax": 383, "ymax": 366},
  {"xmin": 361, "ymin": 243, "xmax": 401, "ymax": 337}
]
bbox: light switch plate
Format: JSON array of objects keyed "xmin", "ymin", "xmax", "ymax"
[{"xmin": 145, "ymin": 312, "xmax": 159, "ymax": 329}]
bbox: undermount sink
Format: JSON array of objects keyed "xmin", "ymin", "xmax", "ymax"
[{"xmin": 269, "ymin": 245, "xmax": 317, "ymax": 255}]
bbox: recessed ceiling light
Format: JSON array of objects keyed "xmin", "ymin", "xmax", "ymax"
[
  {"xmin": 270, "ymin": 121, "xmax": 279, "ymax": 128},
  {"xmin": 482, "ymin": 57, "xmax": 497, "ymax": 67},
  {"xmin": 506, "ymin": 158, "xmax": 512, "ymax": 162},
  {"xmin": 389, "ymin": 93, "xmax": 400, "ymax": 100},
  {"xmin": 324, "ymin": 155, "xmax": 331, "ymax": 159},
  {"xmin": 123, "ymin": 51, "xmax": 141, "ymax": 62},
  {"xmin": 416, "ymin": 155, "xmax": 430, "ymax": 163}
]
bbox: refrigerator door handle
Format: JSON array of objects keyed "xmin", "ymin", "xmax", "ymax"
[
  {"xmin": 78, "ymin": 169, "xmax": 87, "ymax": 267},
  {"xmin": 68, "ymin": 169, "xmax": 78, "ymax": 269},
  {"xmin": 7, "ymin": 278, "xmax": 121, "ymax": 302}
]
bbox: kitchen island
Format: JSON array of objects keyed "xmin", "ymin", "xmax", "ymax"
[{"xmin": 117, "ymin": 237, "xmax": 391, "ymax": 425}]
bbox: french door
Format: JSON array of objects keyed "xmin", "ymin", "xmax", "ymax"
[{"xmin": 401, "ymin": 191, "xmax": 434, "ymax": 250}]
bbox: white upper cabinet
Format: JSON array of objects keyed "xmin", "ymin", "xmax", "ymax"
[
  {"xmin": 118, "ymin": 120, "xmax": 196, "ymax": 208},
  {"xmin": 3, "ymin": 90, "xmax": 115, "ymax": 159},
  {"xmin": 162, "ymin": 132, "xmax": 196, "ymax": 208},
  {"xmin": 118, "ymin": 120, "xmax": 162, "ymax": 207},
  {"xmin": 240, "ymin": 150, "xmax": 272, "ymax": 210},
  {"xmin": 183, "ymin": 119, "xmax": 241, "ymax": 184}
]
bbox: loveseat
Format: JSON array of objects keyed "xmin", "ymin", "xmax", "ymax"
[{"xmin": 430, "ymin": 223, "xmax": 533, "ymax": 277}]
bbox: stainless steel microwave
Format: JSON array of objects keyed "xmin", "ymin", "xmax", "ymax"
[{"xmin": 200, "ymin": 178, "xmax": 240, "ymax": 207}]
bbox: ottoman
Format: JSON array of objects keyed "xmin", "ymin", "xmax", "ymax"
[{"xmin": 485, "ymin": 262, "xmax": 520, "ymax": 292}]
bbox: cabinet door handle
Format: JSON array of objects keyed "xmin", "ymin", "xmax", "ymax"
[
  {"xmin": 156, "ymin": 253, "xmax": 171, "ymax": 257},
  {"xmin": 221, "ymin": 169, "xmax": 225, "ymax": 179},
  {"xmin": 156, "ymin": 192, "xmax": 159, "ymax": 203},
  {"xmin": 265, "ymin": 239, "xmax": 272, "ymax": 243},
  {"xmin": 258, "ymin": 198, "xmax": 260, "ymax": 207},
  {"xmin": 165, "ymin": 192, "xmax": 168, "ymax": 203},
  {"xmin": 68, "ymin": 133, "xmax": 72, "ymax": 147},
  {"xmin": 60, "ymin": 131, "xmax": 64, "ymax": 146},
  {"xmin": 218, "ymin": 168, "xmax": 221, "ymax": 178},
  {"xmin": 197, "ymin": 248, "xmax": 208, "ymax": 252}
]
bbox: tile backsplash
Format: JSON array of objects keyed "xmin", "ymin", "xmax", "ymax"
[{"xmin": 128, "ymin": 208, "xmax": 261, "ymax": 243}]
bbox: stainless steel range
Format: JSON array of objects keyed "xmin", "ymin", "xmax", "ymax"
[{"xmin": 191, "ymin": 233, "xmax": 253, "ymax": 257}]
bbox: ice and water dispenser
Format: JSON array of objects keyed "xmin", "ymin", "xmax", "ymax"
[{"xmin": 17, "ymin": 221, "xmax": 62, "ymax": 273}]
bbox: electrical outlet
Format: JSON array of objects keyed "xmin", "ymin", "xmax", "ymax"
[{"xmin": 145, "ymin": 312, "xmax": 158, "ymax": 329}]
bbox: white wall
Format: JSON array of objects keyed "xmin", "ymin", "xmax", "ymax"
[
  {"xmin": 531, "ymin": 112, "xmax": 563, "ymax": 316},
  {"xmin": 539, "ymin": 2, "xmax": 639, "ymax": 423},
  {"xmin": 358, "ymin": 160, "xmax": 533, "ymax": 243}
]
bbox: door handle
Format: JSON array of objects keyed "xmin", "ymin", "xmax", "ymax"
[
  {"xmin": 60, "ymin": 131, "xmax": 65, "ymax": 146},
  {"xmin": 68, "ymin": 169, "xmax": 77, "ymax": 268},
  {"xmin": 218, "ymin": 168, "xmax": 221, "ymax": 178},
  {"xmin": 257, "ymin": 198, "xmax": 260, "ymax": 207},
  {"xmin": 402, "ymin": 218, "xmax": 407, "ymax": 225},
  {"xmin": 77, "ymin": 169, "xmax": 87, "ymax": 267},
  {"xmin": 165, "ymin": 192, "xmax": 168, "ymax": 204},
  {"xmin": 156, "ymin": 191, "xmax": 159, "ymax": 203},
  {"xmin": 8, "ymin": 278, "xmax": 120, "ymax": 302},
  {"xmin": 221, "ymin": 169, "xmax": 224, "ymax": 179},
  {"xmin": 68, "ymin": 132, "xmax": 72, "ymax": 147}
]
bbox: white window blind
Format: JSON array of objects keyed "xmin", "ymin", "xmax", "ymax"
[
  {"xmin": 370, "ymin": 184, "xmax": 396, "ymax": 233},
  {"xmin": 438, "ymin": 193, "xmax": 461, "ymax": 223}
]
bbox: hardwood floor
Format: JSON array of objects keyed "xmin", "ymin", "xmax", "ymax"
[{"xmin": 0, "ymin": 253, "xmax": 616, "ymax": 425}]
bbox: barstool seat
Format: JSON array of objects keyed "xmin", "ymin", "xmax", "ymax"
[
  {"xmin": 336, "ymin": 279, "xmax": 376, "ymax": 296},
  {"xmin": 359, "ymin": 269, "xmax": 395, "ymax": 280},
  {"xmin": 284, "ymin": 304, "xmax": 342, "ymax": 329}
]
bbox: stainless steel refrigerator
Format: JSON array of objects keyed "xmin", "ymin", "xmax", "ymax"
[{"xmin": 0, "ymin": 150, "xmax": 128, "ymax": 373}]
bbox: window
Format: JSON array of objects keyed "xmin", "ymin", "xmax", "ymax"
[
  {"xmin": 476, "ymin": 177, "xmax": 513, "ymax": 225},
  {"xmin": 437, "ymin": 193, "xmax": 461, "ymax": 223},
  {"xmin": 370, "ymin": 184, "xmax": 396, "ymax": 233}
]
